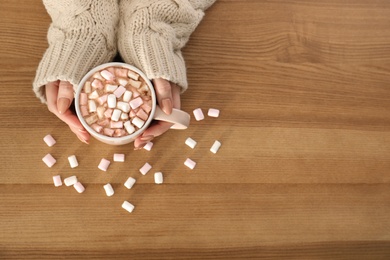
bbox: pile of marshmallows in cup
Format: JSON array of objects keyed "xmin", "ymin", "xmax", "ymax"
[{"xmin": 75, "ymin": 62, "xmax": 190, "ymax": 145}]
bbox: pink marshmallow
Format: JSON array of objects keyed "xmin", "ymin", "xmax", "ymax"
[
  {"xmin": 80, "ymin": 105, "xmax": 89, "ymax": 117},
  {"xmin": 53, "ymin": 175, "xmax": 62, "ymax": 187},
  {"xmin": 113, "ymin": 85, "xmax": 126, "ymax": 98},
  {"xmin": 193, "ymin": 108, "xmax": 204, "ymax": 121},
  {"xmin": 129, "ymin": 97, "xmax": 143, "ymax": 109},
  {"xmin": 97, "ymin": 94, "xmax": 108, "ymax": 105},
  {"xmin": 139, "ymin": 162, "xmax": 152, "ymax": 175},
  {"xmin": 43, "ymin": 134, "xmax": 56, "ymax": 147},
  {"xmin": 79, "ymin": 93, "xmax": 88, "ymax": 106},
  {"xmin": 110, "ymin": 121, "xmax": 123, "ymax": 129},
  {"xmin": 42, "ymin": 154, "xmax": 56, "ymax": 168},
  {"xmin": 91, "ymin": 79, "xmax": 104, "ymax": 89},
  {"xmin": 114, "ymin": 129, "xmax": 127, "ymax": 137},
  {"xmin": 91, "ymin": 123, "xmax": 103, "ymax": 133},
  {"xmin": 98, "ymin": 158, "xmax": 111, "ymax": 171},
  {"xmin": 184, "ymin": 158, "xmax": 196, "ymax": 170},
  {"xmin": 104, "ymin": 108, "xmax": 113, "ymax": 118},
  {"xmin": 103, "ymin": 128, "xmax": 115, "ymax": 137},
  {"xmin": 136, "ymin": 108, "xmax": 149, "ymax": 121},
  {"xmin": 73, "ymin": 182, "xmax": 85, "ymax": 193}
]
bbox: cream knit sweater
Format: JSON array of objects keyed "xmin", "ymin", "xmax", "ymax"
[{"xmin": 33, "ymin": 0, "xmax": 215, "ymax": 103}]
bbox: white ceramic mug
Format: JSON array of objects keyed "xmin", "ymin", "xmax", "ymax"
[{"xmin": 75, "ymin": 62, "xmax": 190, "ymax": 145}]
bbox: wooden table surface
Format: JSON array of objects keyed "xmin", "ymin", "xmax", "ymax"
[{"xmin": 1, "ymin": 0, "xmax": 390, "ymax": 259}]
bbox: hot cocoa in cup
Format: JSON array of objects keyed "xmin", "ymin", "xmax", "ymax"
[{"xmin": 75, "ymin": 62, "xmax": 190, "ymax": 145}]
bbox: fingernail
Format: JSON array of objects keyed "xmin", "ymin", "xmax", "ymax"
[
  {"xmin": 77, "ymin": 134, "xmax": 89, "ymax": 144},
  {"xmin": 134, "ymin": 142, "xmax": 146, "ymax": 150},
  {"xmin": 161, "ymin": 98, "xmax": 172, "ymax": 115},
  {"xmin": 57, "ymin": 97, "xmax": 70, "ymax": 114},
  {"xmin": 140, "ymin": 135, "xmax": 154, "ymax": 142}
]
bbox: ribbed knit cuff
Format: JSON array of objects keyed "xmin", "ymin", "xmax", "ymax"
[
  {"xmin": 33, "ymin": 34, "xmax": 116, "ymax": 103},
  {"xmin": 118, "ymin": 30, "xmax": 188, "ymax": 92}
]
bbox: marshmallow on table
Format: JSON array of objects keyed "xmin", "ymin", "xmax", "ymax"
[
  {"xmin": 210, "ymin": 140, "xmax": 222, "ymax": 154},
  {"xmin": 42, "ymin": 154, "xmax": 56, "ymax": 168},
  {"xmin": 98, "ymin": 158, "xmax": 111, "ymax": 171},
  {"xmin": 103, "ymin": 183, "xmax": 114, "ymax": 197},
  {"xmin": 122, "ymin": 201, "xmax": 135, "ymax": 213},
  {"xmin": 208, "ymin": 108, "xmax": 220, "ymax": 118},
  {"xmin": 68, "ymin": 155, "xmax": 78, "ymax": 168},
  {"xmin": 185, "ymin": 137, "xmax": 197, "ymax": 149},
  {"xmin": 184, "ymin": 158, "xmax": 196, "ymax": 170},
  {"xmin": 73, "ymin": 182, "xmax": 85, "ymax": 193},
  {"xmin": 193, "ymin": 108, "xmax": 204, "ymax": 121},
  {"xmin": 143, "ymin": 142, "xmax": 153, "ymax": 151},
  {"xmin": 64, "ymin": 176, "xmax": 78, "ymax": 186},
  {"xmin": 53, "ymin": 175, "xmax": 62, "ymax": 187},
  {"xmin": 43, "ymin": 134, "xmax": 56, "ymax": 147},
  {"xmin": 113, "ymin": 153, "xmax": 125, "ymax": 162},
  {"xmin": 154, "ymin": 172, "xmax": 163, "ymax": 184},
  {"xmin": 139, "ymin": 162, "xmax": 152, "ymax": 175},
  {"xmin": 124, "ymin": 177, "xmax": 136, "ymax": 189}
]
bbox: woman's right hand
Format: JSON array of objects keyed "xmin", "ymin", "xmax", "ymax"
[{"xmin": 45, "ymin": 81, "xmax": 90, "ymax": 144}]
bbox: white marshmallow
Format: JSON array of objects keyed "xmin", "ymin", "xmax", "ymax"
[
  {"xmin": 113, "ymin": 153, "xmax": 125, "ymax": 162},
  {"xmin": 100, "ymin": 70, "xmax": 115, "ymax": 81},
  {"xmin": 127, "ymin": 70, "xmax": 139, "ymax": 81},
  {"xmin": 88, "ymin": 90, "xmax": 99, "ymax": 99},
  {"xmin": 111, "ymin": 109, "xmax": 122, "ymax": 122},
  {"xmin": 184, "ymin": 158, "xmax": 196, "ymax": 170},
  {"xmin": 64, "ymin": 176, "xmax": 78, "ymax": 186},
  {"xmin": 73, "ymin": 182, "xmax": 85, "ymax": 193},
  {"xmin": 98, "ymin": 158, "xmax": 110, "ymax": 171},
  {"xmin": 132, "ymin": 117, "xmax": 145, "ymax": 128},
  {"xmin": 210, "ymin": 140, "xmax": 222, "ymax": 154},
  {"xmin": 124, "ymin": 121, "xmax": 135, "ymax": 134},
  {"xmin": 42, "ymin": 154, "xmax": 56, "ymax": 168},
  {"xmin": 154, "ymin": 172, "xmax": 163, "ymax": 184},
  {"xmin": 88, "ymin": 100, "xmax": 97, "ymax": 113},
  {"xmin": 122, "ymin": 201, "xmax": 135, "ymax": 213},
  {"xmin": 139, "ymin": 162, "xmax": 152, "ymax": 175},
  {"xmin": 105, "ymin": 84, "xmax": 118, "ymax": 92},
  {"xmin": 53, "ymin": 175, "xmax": 62, "ymax": 187},
  {"xmin": 122, "ymin": 90, "xmax": 133, "ymax": 102},
  {"xmin": 84, "ymin": 81, "xmax": 91, "ymax": 93},
  {"xmin": 68, "ymin": 155, "xmax": 79, "ymax": 168},
  {"xmin": 143, "ymin": 142, "xmax": 153, "ymax": 151},
  {"xmin": 118, "ymin": 78, "xmax": 128, "ymax": 86},
  {"xmin": 124, "ymin": 177, "xmax": 136, "ymax": 189},
  {"xmin": 117, "ymin": 101, "xmax": 130, "ymax": 113},
  {"xmin": 193, "ymin": 108, "xmax": 204, "ymax": 121},
  {"xmin": 103, "ymin": 183, "xmax": 114, "ymax": 197},
  {"xmin": 121, "ymin": 112, "xmax": 129, "ymax": 120},
  {"xmin": 185, "ymin": 137, "xmax": 197, "ymax": 149},
  {"xmin": 43, "ymin": 134, "xmax": 56, "ymax": 147},
  {"xmin": 208, "ymin": 108, "xmax": 220, "ymax": 118},
  {"xmin": 107, "ymin": 94, "xmax": 117, "ymax": 108}
]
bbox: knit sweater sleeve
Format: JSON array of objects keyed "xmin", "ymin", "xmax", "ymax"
[
  {"xmin": 118, "ymin": 0, "xmax": 216, "ymax": 92},
  {"xmin": 33, "ymin": 0, "xmax": 119, "ymax": 103}
]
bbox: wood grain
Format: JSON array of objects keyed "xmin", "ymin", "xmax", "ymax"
[{"xmin": 0, "ymin": 0, "xmax": 389, "ymax": 259}]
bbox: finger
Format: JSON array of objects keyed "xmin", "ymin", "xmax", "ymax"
[
  {"xmin": 153, "ymin": 78, "xmax": 173, "ymax": 115},
  {"xmin": 171, "ymin": 83, "xmax": 181, "ymax": 109},
  {"xmin": 57, "ymin": 81, "xmax": 74, "ymax": 114}
]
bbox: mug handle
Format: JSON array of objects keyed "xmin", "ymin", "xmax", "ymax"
[{"xmin": 153, "ymin": 106, "xmax": 190, "ymax": 129}]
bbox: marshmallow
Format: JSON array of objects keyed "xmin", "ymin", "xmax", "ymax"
[
  {"xmin": 68, "ymin": 155, "xmax": 79, "ymax": 168},
  {"xmin": 114, "ymin": 85, "xmax": 126, "ymax": 98},
  {"xmin": 91, "ymin": 79, "xmax": 103, "ymax": 89},
  {"xmin": 118, "ymin": 78, "xmax": 128, "ymax": 86},
  {"xmin": 129, "ymin": 97, "xmax": 143, "ymax": 110},
  {"xmin": 139, "ymin": 162, "xmax": 152, "ymax": 175},
  {"xmin": 98, "ymin": 158, "xmax": 110, "ymax": 171},
  {"xmin": 43, "ymin": 134, "xmax": 56, "ymax": 147},
  {"xmin": 114, "ymin": 129, "xmax": 126, "ymax": 137},
  {"xmin": 210, "ymin": 140, "xmax": 222, "ymax": 154},
  {"xmin": 143, "ymin": 142, "xmax": 153, "ymax": 151},
  {"xmin": 53, "ymin": 175, "xmax": 62, "ymax": 187},
  {"xmin": 208, "ymin": 108, "xmax": 220, "ymax": 118},
  {"xmin": 42, "ymin": 154, "xmax": 56, "ymax": 168},
  {"xmin": 121, "ymin": 112, "xmax": 129, "ymax": 120},
  {"xmin": 124, "ymin": 121, "xmax": 135, "ymax": 134},
  {"xmin": 132, "ymin": 117, "xmax": 145, "ymax": 129},
  {"xmin": 110, "ymin": 121, "xmax": 123, "ymax": 129},
  {"xmin": 64, "ymin": 176, "xmax": 78, "ymax": 186},
  {"xmin": 113, "ymin": 153, "xmax": 125, "ymax": 162},
  {"xmin": 73, "ymin": 182, "xmax": 85, "ymax": 193},
  {"xmin": 91, "ymin": 123, "xmax": 103, "ymax": 133},
  {"xmin": 105, "ymin": 84, "xmax": 118, "ymax": 92},
  {"xmin": 107, "ymin": 94, "xmax": 117, "ymax": 108},
  {"xmin": 124, "ymin": 177, "xmax": 136, "ymax": 189},
  {"xmin": 193, "ymin": 108, "xmax": 204, "ymax": 121},
  {"xmin": 103, "ymin": 128, "xmax": 115, "ymax": 137},
  {"xmin": 80, "ymin": 106, "xmax": 89, "ymax": 117},
  {"xmin": 136, "ymin": 109, "xmax": 148, "ymax": 121},
  {"xmin": 185, "ymin": 137, "xmax": 197, "ymax": 149},
  {"xmin": 154, "ymin": 172, "xmax": 163, "ymax": 184},
  {"xmin": 127, "ymin": 70, "xmax": 139, "ymax": 80},
  {"xmin": 122, "ymin": 201, "xmax": 135, "ymax": 213},
  {"xmin": 184, "ymin": 158, "xmax": 196, "ymax": 170},
  {"xmin": 96, "ymin": 106, "xmax": 106, "ymax": 119},
  {"xmin": 83, "ymin": 81, "xmax": 91, "ymax": 93},
  {"xmin": 130, "ymin": 79, "xmax": 142, "ymax": 88},
  {"xmin": 103, "ymin": 183, "xmax": 114, "ymax": 197},
  {"xmin": 97, "ymin": 94, "xmax": 108, "ymax": 105},
  {"xmin": 100, "ymin": 70, "xmax": 115, "ymax": 81},
  {"xmin": 104, "ymin": 108, "xmax": 113, "ymax": 118},
  {"xmin": 117, "ymin": 101, "xmax": 130, "ymax": 113},
  {"xmin": 122, "ymin": 90, "xmax": 133, "ymax": 102},
  {"xmin": 85, "ymin": 114, "xmax": 98, "ymax": 125},
  {"xmin": 88, "ymin": 100, "xmax": 97, "ymax": 113},
  {"xmin": 79, "ymin": 93, "xmax": 88, "ymax": 105},
  {"xmin": 111, "ymin": 109, "xmax": 122, "ymax": 122},
  {"xmin": 88, "ymin": 90, "xmax": 99, "ymax": 99}
]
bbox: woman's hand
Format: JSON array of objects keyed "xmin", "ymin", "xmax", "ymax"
[
  {"xmin": 45, "ymin": 81, "xmax": 90, "ymax": 144},
  {"xmin": 134, "ymin": 78, "xmax": 181, "ymax": 149}
]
